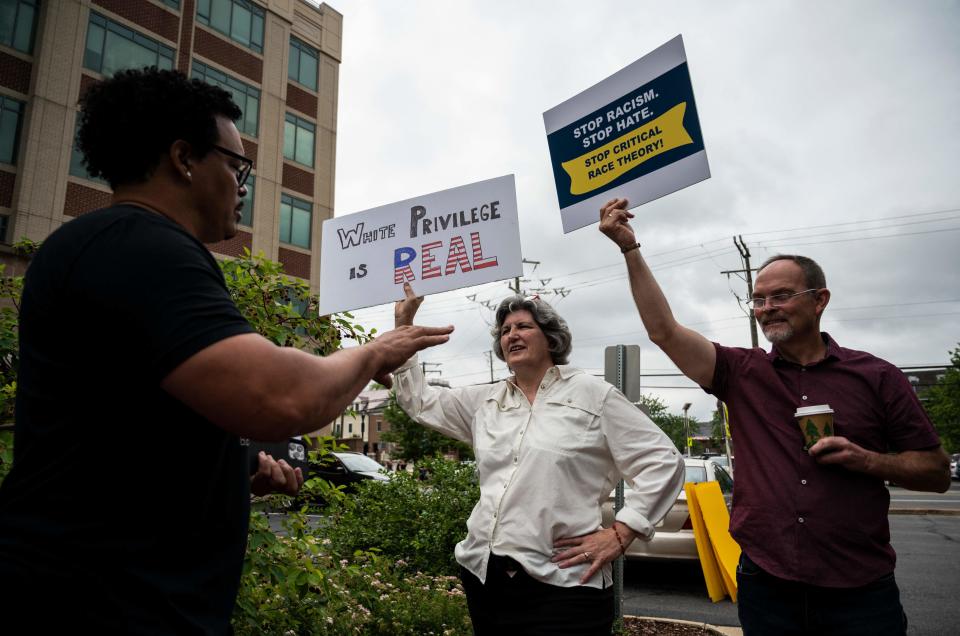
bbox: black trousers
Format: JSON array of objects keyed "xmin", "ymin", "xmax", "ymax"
[
  {"xmin": 737, "ymin": 553, "xmax": 907, "ymax": 636},
  {"xmin": 460, "ymin": 554, "xmax": 614, "ymax": 636}
]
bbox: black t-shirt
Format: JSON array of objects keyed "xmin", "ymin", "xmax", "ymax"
[{"xmin": 0, "ymin": 205, "xmax": 255, "ymax": 633}]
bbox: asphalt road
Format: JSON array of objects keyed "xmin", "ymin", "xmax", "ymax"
[{"xmin": 622, "ymin": 482, "xmax": 960, "ymax": 634}]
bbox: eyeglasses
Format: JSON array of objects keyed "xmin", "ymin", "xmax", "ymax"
[
  {"xmin": 744, "ymin": 289, "xmax": 819, "ymax": 310},
  {"xmin": 212, "ymin": 144, "xmax": 254, "ymax": 188}
]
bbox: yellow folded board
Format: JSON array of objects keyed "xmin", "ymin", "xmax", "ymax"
[
  {"xmin": 684, "ymin": 483, "xmax": 726, "ymax": 602},
  {"xmin": 695, "ymin": 481, "xmax": 742, "ymax": 603}
]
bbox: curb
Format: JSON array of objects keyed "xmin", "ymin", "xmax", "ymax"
[
  {"xmin": 626, "ymin": 616, "xmax": 741, "ymax": 635},
  {"xmin": 888, "ymin": 508, "xmax": 960, "ymax": 516}
]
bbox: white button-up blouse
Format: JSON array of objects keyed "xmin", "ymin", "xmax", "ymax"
[{"xmin": 394, "ymin": 356, "xmax": 685, "ymax": 589}]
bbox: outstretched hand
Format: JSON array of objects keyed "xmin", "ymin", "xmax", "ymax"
[
  {"xmin": 552, "ymin": 523, "xmax": 636, "ymax": 584},
  {"xmin": 372, "ymin": 284, "xmax": 450, "ymax": 387},
  {"xmin": 598, "ymin": 198, "xmax": 637, "ymax": 250}
]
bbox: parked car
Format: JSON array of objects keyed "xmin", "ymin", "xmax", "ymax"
[
  {"xmin": 601, "ymin": 458, "xmax": 734, "ymax": 560},
  {"xmin": 950, "ymin": 454, "xmax": 959, "ymax": 481},
  {"xmin": 312, "ymin": 451, "xmax": 390, "ymax": 490}
]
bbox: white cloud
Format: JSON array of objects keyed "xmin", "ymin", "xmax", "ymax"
[{"xmin": 327, "ymin": 0, "xmax": 960, "ymax": 420}]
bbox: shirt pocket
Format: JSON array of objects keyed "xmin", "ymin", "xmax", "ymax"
[{"xmin": 528, "ymin": 398, "xmax": 601, "ymax": 456}]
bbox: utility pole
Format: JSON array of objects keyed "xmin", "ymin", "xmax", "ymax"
[
  {"xmin": 485, "ymin": 351, "xmax": 495, "ymax": 383},
  {"xmin": 682, "ymin": 402, "xmax": 692, "ymax": 457},
  {"xmin": 421, "ymin": 361, "xmax": 442, "ymax": 378},
  {"xmin": 721, "ymin": 235, "xmax": 759, "ymax": 347},
  {"xmin": 509, "ymin": 258, "xmax": 541, "ymax": 294}
]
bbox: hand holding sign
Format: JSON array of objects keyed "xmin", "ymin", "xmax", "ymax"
[
  {"xmin": 395, "ymin": 282, "xmax": 424, "ymax": 327},
  {"xmin": 598, "ymin": 197, "xmax": 638, "ymax": 251}
]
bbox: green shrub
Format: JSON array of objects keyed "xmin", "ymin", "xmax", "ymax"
[
  {"xmin": 323, "ymin": 456, "xmax": 479, "ymax": 577},
  {"xmin": 233, "ymin": 511, "xmax": 471, "ymax": 635}
]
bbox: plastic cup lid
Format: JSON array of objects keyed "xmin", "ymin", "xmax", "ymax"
[{"xmin": 795, "ymin": 405, "xmax": 833, "ymax": 417}]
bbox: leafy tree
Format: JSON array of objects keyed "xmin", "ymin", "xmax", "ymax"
[
  {"xmin": 636, "ymin": 394, "xmax": 687, "ymax": 452},
  {"xmin": 323, "ymin": 456, "xmax": 479, "ymax": 576},
  {"xmin": 380, "ymin": 392, "xmax": 473, "ymax": 462},
  {"xmin": 926, "ymin": 344, "xmax": 960, "ymax": 453},
  {"xmin": 0, "ymin": 238, "xmax": 37, "ymax": 484},
  {"xmin": 220, "ymin": 248, "xmax": 373, "ymax": 352}
]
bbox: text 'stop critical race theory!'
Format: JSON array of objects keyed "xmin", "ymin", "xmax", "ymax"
[
  {"xmin": 319, "ymin": 175, "xmax": 522, "ymax": 315},
  {"xmin": 543, "ymin": 35, "xmax": 710, "ymax": 233}
]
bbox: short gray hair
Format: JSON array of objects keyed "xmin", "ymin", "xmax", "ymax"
[
  {"xmin": 758, "ymin": 254, "xmax": 827, "ymax": 289},
  {"xmin": 491, "ymin": 295, "xmax": 572, "ymax": 365}
]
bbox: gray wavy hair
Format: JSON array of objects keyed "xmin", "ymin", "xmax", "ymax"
[{"xmin": 491, "ymin": 295, "xmax": 572, "ymax": 365}]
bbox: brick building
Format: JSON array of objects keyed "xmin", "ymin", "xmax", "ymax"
[{"xmin": 0, "ymin": 0, "xmax": 341, "ymax": 289}]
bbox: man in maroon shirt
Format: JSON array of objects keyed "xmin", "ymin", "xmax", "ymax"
[{"xmin": 598, "ymin": 198, "xmax": 950, "ymax": 635}]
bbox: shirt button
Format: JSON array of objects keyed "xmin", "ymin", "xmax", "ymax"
[
  {"xmin": 801, "ymin": 368, "xmax": 806, "ymax": 372},
  {"xmin": 798, "ymin": 517, "xmax": 805, "ymax": 523},
  {"xmin": 567, "ymin": 398, "xmax": 572, "ymax": 404},
  {"xmin": 513, "ymin": 456, "xmax": 518, "ymax": 464},
  {"xmin": 493, "ymin": 512, "xmax": 497, "ymax": 518},
  {"xmin": 801, "ymin": 479, "xmax": 807, "ymax": 485},
  {"xmin": 802, "ymin": 395, "xmax": 808, "ymax": 400}
]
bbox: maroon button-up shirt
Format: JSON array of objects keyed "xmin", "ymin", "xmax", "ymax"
[{"xmin": 708, "ymin": 333, "xmax": 940, "ymax": 588}]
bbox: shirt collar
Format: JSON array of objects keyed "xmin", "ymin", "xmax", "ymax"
[
  {"xmin": 768, "ymin": 332, "xmax": 843, "ymax": 365},
  {"xmin": 491, "ymin": 364, "xmax": 583, "ymax": 408}
]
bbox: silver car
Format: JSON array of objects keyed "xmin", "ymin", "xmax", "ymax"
[{"xmin": 601, "ymin": 458, "xmax": 734, "ymax": 560}]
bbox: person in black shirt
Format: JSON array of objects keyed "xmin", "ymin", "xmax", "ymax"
[{"xmin": 0, "ymin": 68, "xmax": 452, "ymax": 634}]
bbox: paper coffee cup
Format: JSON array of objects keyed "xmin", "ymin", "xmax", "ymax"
[{"xmin": 795, "ymin": 405, "xmax": 835, "ymax": 450}]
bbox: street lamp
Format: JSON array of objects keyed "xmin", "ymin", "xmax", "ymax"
[{"xmin": 682, "ymin": 403, "xmax": 692, "ymax": 457}]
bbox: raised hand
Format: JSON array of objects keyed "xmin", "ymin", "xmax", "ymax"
[
  {"xmin": 598, "ymin": 197, "xmax": 637, "ymax": 251},
  {"xmin": 394, "ymin": 282, "xmax": 424, "ymax": 327}
]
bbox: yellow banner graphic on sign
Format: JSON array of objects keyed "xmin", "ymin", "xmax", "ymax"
[{"xmin": 561, "ymin": 102, "xmax": 693, "ymax": 195}]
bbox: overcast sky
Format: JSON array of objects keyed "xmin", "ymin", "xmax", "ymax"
[{"xmin": 323, "ymin": 0, "xmax": 960, "ymax": 421}]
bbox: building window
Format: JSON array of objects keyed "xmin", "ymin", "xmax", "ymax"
[
  {"xmin": 279, "ymin": 193, "xmax": 311, "ymax": 249},
  {"xmin": 196, "ymin": 0, "xmax": 264, "ymax": 54},
  {"xmin": 0, "ymin": 95, "xmax": 24, "ymax": 165},
  {"xmin": 288, "ymin": 37, "xmax": 318, "ymax": 91},
  {"xmin": 161, "ymin": 0, "xmax": 180, "ymax": 9},
  {"xmin": 68, "ymin": 115, "xmax": 108, "ymax": 184},
  {"xmin": 283, "ymin": 113, "xmax": 314, "ymax": 168},
  {"xmin": 348, "ymin": 422, "xmax": 353, "ymax": 434},
  {"xmin": 0, "ymin": 0, "xmax": 38, "ymax": 53},
  {"xmin": 192, "ymin": 60, "xmax": 261, "ymax": 137},
  {"xmin": 83, "ymin": 12, "xmax": 175, "ymax": 77},
  {"xmin": 376, "ymin": 421, "xmax": 382, "ymax": 432},
  {"xmin": 239, "ymin": 173, "xmax": 254, "ymax": 227},
  {"xmin": 0, "ymin": 215, "xmax": 9, "ymax": 243}
]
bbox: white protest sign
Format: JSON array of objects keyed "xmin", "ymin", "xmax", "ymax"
[
  {"xmin": 543, "ymin": 35, "xmax": 710, "ymax": 233},
  {"xmin": 319, "ymin": 175, "xmax": 522, "ymax": 315}
]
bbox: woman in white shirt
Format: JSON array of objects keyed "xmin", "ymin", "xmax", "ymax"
[{"xmin": 393, "ymin": 284, "xmax": 684, "ymax": 636}]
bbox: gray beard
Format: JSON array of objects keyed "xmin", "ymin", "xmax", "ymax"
[{"xmin": 761, "ymin": 322, "xmax": 794, "ymax": 344}]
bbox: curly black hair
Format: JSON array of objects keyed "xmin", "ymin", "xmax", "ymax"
[{"xmin": 77, "ymin": 67, "xmax": 242, "ymax": 189}]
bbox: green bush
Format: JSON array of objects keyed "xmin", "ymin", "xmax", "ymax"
[
  {"xmin": 233, "ymin": 511, "xmax": 471, "ymax": 635},
  {"xmin": 322, "ymin": 456, "xmax": 480, "ymax": 577}
]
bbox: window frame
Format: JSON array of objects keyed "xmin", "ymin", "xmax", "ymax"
[
  {"xmin": 196, "ymin": 0, "xmax": 265, "ymax": 54},
  {"xmin": 278, "ymin": 193, "xmax": 312, "ymax": 249},
  {"xmin": 0, "ymin": 0, "xmax": 39, "ymax": 54},
  {"xmin": 288, "ymin": 36, "xmax": 319, "ymax": 91},
  {"xmin": 283, "ymin": 112, "xmax": 315, "ymax": 168},
  {"xmin": 0, "ymin": 95, "xmax": 25, "ymax": 166},
  {"xmin": 191, "ymin": 60, "xmax": 261, "ymax": 137},
  {"xmin": 83, "ymin": 12, "xmax": 175, "ymax": 77}
]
